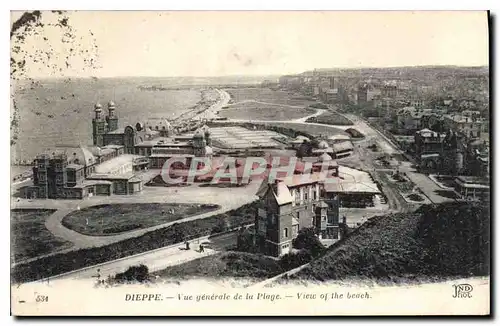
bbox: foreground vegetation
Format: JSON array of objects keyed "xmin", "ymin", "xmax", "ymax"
[
  {"xmin": 158, "ymin": 202, "xmax": 489, "ymax": 284},
  {"xmin": 62, "ymin": 203, "xmax": 220, "ymax": 236},
  {"xmin": 11, "ymin": 209, "xmax": 73, "ymax": 263},
  {"xmin": 293, "ymin": 202, "xmax": 489, "ymax": 282},
  {"xmin": 11, "ymin": 201, "xmax": 258, "ymax": 283}
]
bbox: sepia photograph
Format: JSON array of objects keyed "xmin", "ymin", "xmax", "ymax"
[{"xmin": 9, "ymin": 9, "xmax": 490, "ymax": 316}]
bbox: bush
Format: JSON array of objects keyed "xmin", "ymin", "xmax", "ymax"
[
  {"xmin": 236, "ymin": 228, "xmax": 255, "ymax": 253},
  {"xmin": 292, "ymin": 227, "xmax": 326, "ymax": 257},
  {"xmin": 279, "ymin": 250, "xmax": 313, "ymax": 270},
  {"xmin": 115, "ymin": 264, "xmax": 149, "ymax": 283}
]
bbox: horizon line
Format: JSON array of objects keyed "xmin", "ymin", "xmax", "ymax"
[{"xmin": 19, "ymin": 64, "xmax": 489, "ymax": 80}]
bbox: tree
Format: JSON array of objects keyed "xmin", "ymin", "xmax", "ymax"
[
  {"xmin": 10, "ymin": 11, "xmax": 101, "ymax": 146},
  {"xmin": 292, "ymin": 227, "xmax": 325, "ymax": 257},
  {"xmin": 297, "ymin": 140, "xmax": 313, "ymax": 158},
  {"xmin": 236, "ymin": 227, "xmax": 254, "ymax": 253}
]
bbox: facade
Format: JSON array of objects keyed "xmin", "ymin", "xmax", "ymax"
[
  {"xmin": 454, "ymin": 176, "xmax": 490, "ymax": 201},
  {"xmin": 254, "ymin": 164, "xmax": 381, "ymax": 257},
  {"xmin": 255, "ymin": 175, "xmax": 340, "ymax": 257},
  {"xmin": 357, "ymin": 84, "xmax": 368, "ymax": 105},
  {"xmin": 443, "ymin": 114, "xmax": 488, "ymax": 140},
  {"xmin": 29, "ymin": 144, "xmax": 147, "ymax": 199},
  {"xmin": 414, "ymin": 128, "xmax": 445, "ymax": 158}
]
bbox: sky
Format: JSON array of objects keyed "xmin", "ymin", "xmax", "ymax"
[{"xmin": 11, "ymin": 11, "xmax": 490, "ymax": 78}]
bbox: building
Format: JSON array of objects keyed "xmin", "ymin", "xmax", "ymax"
[
  {"xmin": 91, "ymin": 101, "xmax": 213, "ymax": 165},
  {"xmin": 417, "ymin": 129, "xmax": 465, "ymax": 174},
  {"xmin": 357, "ymin": 84, "xmax": 368, "ymax": 105},
  {"xmin": 254, "ymin": 173, "xmax": 340, "ymax": 257},
  {"xmin": 29, "ymin": 145, "xmax": 145, "ymax": 199},
  {"xmin": 321, "ymin": 88, "xmax": 339, "ymax": 104},
  {"xmin": 414, "ymin": 128, "xmax": 445, "ymax": 158},
  {"xmin": 454, "ymin": 176, "xmax": 490, "ymax": 201},
  {"xmin": 29, "ymin": 101, "xmax": 214, "ymax": 199},
  {"xmin": 396, "ymin": 107, "xmax": 433, "ymax": 133},
  {"xmin": 443, "ymin": 114, "xmax": 488, "ymax": 140},
  {"xmin": 381, "ymin": 82, "xmax": 398, "ymax": 98},
  {"xmin": 254, "ymin": 163, "xmax": 382, "ymax": 257}
]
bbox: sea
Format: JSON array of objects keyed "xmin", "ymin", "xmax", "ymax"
[{"xmin": 11, "ymin": 77, "xmax": 204, "ymax": 164}]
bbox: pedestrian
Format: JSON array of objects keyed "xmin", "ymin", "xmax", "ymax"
[
  {"xmin": 199, "ymin": 244, "xmax": 204, "ymax": 253},
  {"xmin": 185, "ymin": 241, "xmax": 190, "ymax": 250}
]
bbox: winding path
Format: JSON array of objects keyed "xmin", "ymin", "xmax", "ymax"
[{"xmin": 12, "ymin": 180, "xmax": 261, "ymax": 263}]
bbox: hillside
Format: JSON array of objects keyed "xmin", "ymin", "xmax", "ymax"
[
  {"xmin": 293, "ymin": 202, "xmax": 490, "ymax": 282},
  {"xmin": 156, "ymin": 252, "xmax": 283, "ymax": 279}
]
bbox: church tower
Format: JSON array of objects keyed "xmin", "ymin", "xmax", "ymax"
[
  {"xmin": 106, "ymin": 101, "xmax": 119, "ymax": 132},
  {"xmin": 92, "ymin": 103, "xmax": 106, "ymax": 147}
]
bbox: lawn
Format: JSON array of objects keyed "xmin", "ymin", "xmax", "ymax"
[
  {"xmin": 226, "ymin": 88, "xmax": 317, "ymax": 107},
  {"xmin": 62, "ymin": 203, "xmax": 221, "ymax": 236},
  {"xmin": 263, "ymin": 122, "xmax": 349, "ymax": 138},
  {"xmin": 11, "ymin": 209, "xmax": 73, "ymax": 263},
  {"xmin": 219, "ymin": 101, "xmax": 317, "ymax": 121},
  {"xmin": 305, "ymin": 111, "xmax": 354, "ymax": 126}
]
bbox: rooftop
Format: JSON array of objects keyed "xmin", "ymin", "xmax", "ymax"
[
  {"xmin": 95, "ymin": 154, "xmax": 142, "ymax": 174},
  {"xmin": 87, "ymin": 172, "xmax": 136, "ymax": 180}
]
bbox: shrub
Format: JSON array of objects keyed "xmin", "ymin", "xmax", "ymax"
[
  {"xmin": 236, "ymin": 228, "xmax": 255, "ymax": 253},
  {"xmin": 279, "ymin": 250, "xmax": 313, "ymax": 270},
  {"xmin": 292, "ymin": 227, "xmax": 326, "ymax": 257},
  {"xmin": 115, "ymin": 264, "xmax": 149, "ymax": 283}
]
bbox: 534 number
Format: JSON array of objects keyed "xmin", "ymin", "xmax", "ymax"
[{"xmin": 36, "ymin": 295, "xmax": 49, "ymax": 303}]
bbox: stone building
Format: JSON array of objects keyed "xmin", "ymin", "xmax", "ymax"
[{"xmin": 254, "ymin": 174, "xmax": 341, "ymax": 257}]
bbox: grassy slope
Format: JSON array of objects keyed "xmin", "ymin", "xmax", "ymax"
[
  {"xmin": 11, "ymin": 209, "xmax": 73, "ymax": 262},
  {"xmin": 294, "ymin": 202, "xmax": 490, "ymax": 282},
  {"xmin": 156, "ymin": 252, "xmax": 283, "ymax": 279}
]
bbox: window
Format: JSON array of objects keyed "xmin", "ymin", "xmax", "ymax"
[
  {"xmin": 313, "ymin": 189, "xmax": 317, "ymax": 200},
  {"xmin": 38, "ymin": 173, "xmax": 46, "ymax": 182},
  {"xmin": 283, "ymin": 228, "xmax": 288, "ymax": 238},
  {"xmin": 38, "ymin": 161, "xmax": 45, "ymax": 169},
  {"xmin": 304, "ymin": 191, "xmax": 308, "ymax": 201},
  {"xmin": 295, "ymin": 190, "xmax": 300, "ymax": 203}
]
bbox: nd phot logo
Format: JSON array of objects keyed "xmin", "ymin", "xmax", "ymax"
[{"xmin": 452, "ymin": 283, "xmax": 473, "ymax": 298}]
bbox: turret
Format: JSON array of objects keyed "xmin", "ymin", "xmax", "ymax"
[
  {"xmin": 106, "ymin": 100, "xmax": 119, "ymax": 132},
  {"xmin": 92, "ymin": 103, "xmax": 106, "ymax": 147}
]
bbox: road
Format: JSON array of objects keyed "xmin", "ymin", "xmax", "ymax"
[{"xmin": 30, "ymin": 230, "xmax": 242, "ymax": 285}]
